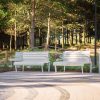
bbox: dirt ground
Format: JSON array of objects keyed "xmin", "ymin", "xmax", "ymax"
[{"xmin": 0, "ymin": 72, "xmax": 100, "ymax": 100}]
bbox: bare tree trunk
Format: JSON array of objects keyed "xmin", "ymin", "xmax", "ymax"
[
  {"xmin": 30, "ymin": 0, "xmax": 35, "ymax": 49},
  {"xmin": 10, "ymin": 35, "xmax": 12, "ymax": 52},
  {"xmin": 14, "ymin": 11, "xmax": 17, "ymax": 50},
  {"xmin": 39, "ymin": 28, "xmax": 42, "ymax": 46},
  {"xmin": 71, "ymin": 31, "xmax": 74, "ymax": 45},
  {"xmin": 14, "ymin": 22, "xmax": 17, "ymax": 50},
  {"xmin": 55, "ymin": 29, "xmax": 57, "ymax": 51},
  {"xmin": 64, "ymin": 28, "xmax": 67, "ymax": 45},
  {"xmin": 69, "ymin": 30, "xmax": 71, "ymax": 46},
  {"xmin": 2, "ymin": 44, "xmax": 4, "ymax": 50},
  {"xmin": 85, "ymin": 20, "xmax": 88, "ymax": 44},
  {"xmin": 75, "ymin": 33, "xmax": 77, "ymax": 44},
  {"xmin": 67, "ymin": 31, "xmax": 69, "ymax": 44},
  {"xmin": 27, "ymin": 31, "xmax": 30, "ymax": 48},
  {"xmin": 62, "ymin": 21, "xmax": 64, "ymax": 49},
  {"xmin": 83, "ymin": 26, "xmax": 86, "ymax": 44},
  {"xmin": 45, "ymin": 13, "xmax": 50, "ymax": 50}
]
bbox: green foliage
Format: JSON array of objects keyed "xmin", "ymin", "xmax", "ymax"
[
  {"xmin": 0, "ymin": 0, "xmax": 100, "ymax": 49},
  {"xmin": 0, "ymin": 64, "xmax": 13, "ymax": 72},
  {"xmin": 0, "ymin": 10, "xmax": 7, "ymax": 19},
  {"xmin": 0, "ymin": 53, "xmax": 5, "ymax": 60},
  {"xmin": 92, "ymin": 67, "xmax": 98, "ymax": 73}
]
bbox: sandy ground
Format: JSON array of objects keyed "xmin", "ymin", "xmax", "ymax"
[{"xmin": 0, "ymin": 71, "xmax": 100, "ymax": 100}]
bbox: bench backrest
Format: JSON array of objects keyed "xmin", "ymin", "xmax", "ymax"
[
  {"xmin": 63, "ymin": 51, "xmax": 91, "ymax": 63},
  {"xmin": 22, "ymin": 51, "xmax": 49, "ymax": 62},
  {"xmin": 15, "ymin": 52, "xmax": 23, "ymax": 61}
]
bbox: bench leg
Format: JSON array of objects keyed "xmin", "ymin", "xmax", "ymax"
[
  {"xmin": 15, "ymin": 65, "xmax": 17, "ymax": 72},
  {"xmin": 41, "ymin": 65, "xmax": 43, "ymax": 72},
  {"xmin": 48, "ymin": 62, "xmax": 50, "ymax": 72},
  {"xmin": 22, "ymin": 65, "xmax": 24, "ymax": 72},
  {"xmin": 54, "ymin": 65, "xmax": 57, "ymax": 72},
  {"xmin": 90, "ymin": 63, "xmax": 92, "ymax": 73},
  {"xmin": 64, "ymin": 66, "xmax": 65, "ymax": 72},
  {"xmin": 11, "ymin": 61, "xmax": 14, "ymax": 67},
  {"xmin": 81, "ymin": 66, "xmax": 83, "ymax": 74}
]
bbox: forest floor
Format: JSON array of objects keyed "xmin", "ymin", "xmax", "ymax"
[{"xmin": 0, "ymin": 72, "xmax": 100, "ymax": 100}]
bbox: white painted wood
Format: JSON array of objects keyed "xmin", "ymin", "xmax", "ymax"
[
  {"xmin": 97, "ymin": 49, "xmax": 100, "ymax": 73},
  {"xmin": 9, "ymin": 52, "xmax": 23, "ymax": 67},
  {"xmin": 9, "ymin": 52, "xmax": 23, "ymax": 62},
  {"xmin": 13, "ymin": 51, "xmax": 50, "ymax": 72},
  {"xmin": 53, "ymin": 51, "xmax": 92, "ymax": 73}
]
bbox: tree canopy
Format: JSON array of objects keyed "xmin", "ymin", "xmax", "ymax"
[{"xmin": 0, "ymin": 0, "xmax": 100, "ymax": 50}]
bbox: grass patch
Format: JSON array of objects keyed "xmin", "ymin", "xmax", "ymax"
[
  {"xmin": 0, "ymin": 53, "xmax": 5, "ymax": 60},
  {"xmin": 0, "ymin": 63, "xmax": 13, "ymax": 72}
]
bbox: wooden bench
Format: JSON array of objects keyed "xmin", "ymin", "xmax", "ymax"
[
  {"xmin": 9, "ymin": 52, "xmax": 23, "ymax": 67},
  {"xmin": 12, "ymin": 51, "xmax": 50, "ymax": 72},
  {"xmin": 53, "ymin": 51, "xmax": 92, "ymax": 74}
]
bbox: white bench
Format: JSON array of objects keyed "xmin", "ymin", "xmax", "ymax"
[
  {"xmin": 9, "ymin": 52, "xmax": 23, "ymax": 67},
  {"xmin": 53, "ymin": 51, "xmax": 92, "ymax": 74},
  {"xmin": 12, "ymin": 51, "xmax": 50, "ymax": 72}
]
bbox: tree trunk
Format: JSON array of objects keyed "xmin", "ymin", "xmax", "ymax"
[
  {"xmin": 85, "ymin": 19, "xmax": 88, "ymax": 44},
  {"xmin": 62, "ymin": 21, "xmax": 64, "ymax": 49},
  {"xmin": 71, "ymin": 31, "xmax": 73, "ymax": 45},
  {"xmin": 65, "ymin": 28, "xmax": 67, "ymax": 45},
  {"xmin": 76, "ymin": 33, "xmax": 78, "ymax": 45},
  {"xmin": 55, "ymin": 29, "xmax": 57, "ymax": 51},
  {"xmin": 79, "ymin": 33, "xmax": 82, "ymax": 44},
  {"xmin": 10, "ymin": 35, "xmax": 12, "ymax": 52},
  {"xmin": 45, "ymin": 13, "xmax": 50, "ymax": 50},
  {"xmin": 69, "ymin": 31, "xmax": 71, "ymax": 46},
  {"xmin": 14, "ymin": 11, "xmax": 17, "ymax": 50},
  {"xmin": 39, "ymin": 28, "xmax": 42, "ymax": 46},
  {"xmin": 30, "ymin": 0, "xmax": 35, "ymax": 49},
  {"xmin": 83, "ymin": 26, "xmax": 86, "ymax": 44},
  {"xmin": 67, "ymin": 31, "xmax": 69, "ymax": 44},
  {"xmin": 27, "ymin": 31, "xmax": 30, "ymax": 48}
]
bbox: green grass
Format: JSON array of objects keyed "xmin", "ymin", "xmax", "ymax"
[{"xmin": 0, "ymin": 53, "xmax": 5, "ymax": 60}]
